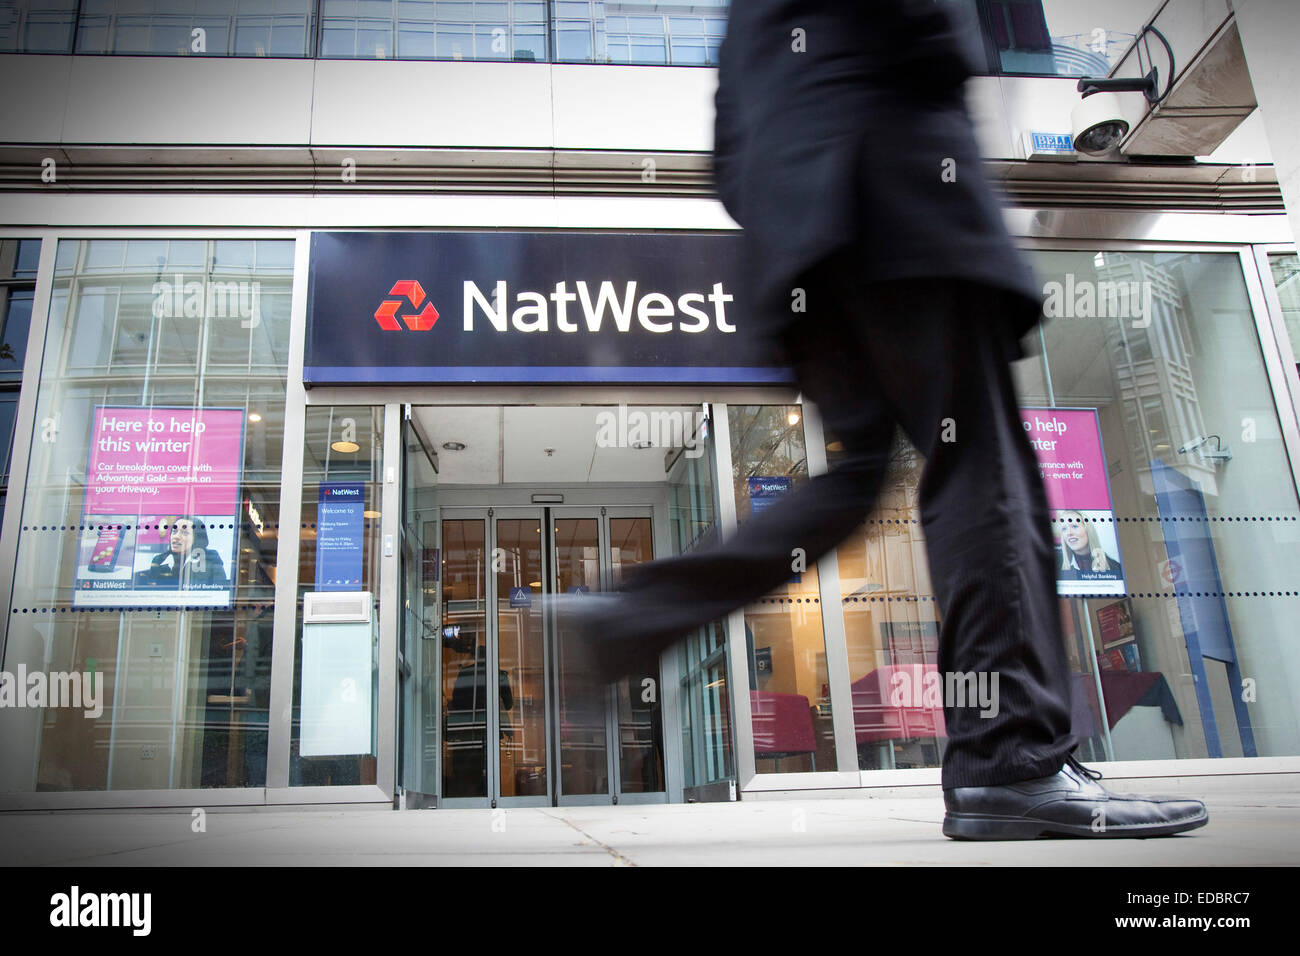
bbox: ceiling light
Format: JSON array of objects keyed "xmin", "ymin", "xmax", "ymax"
[
  {"xmin": 787, "ymin": 411, "xmax": 801, "ymax": 426},
  {"xmin": 363, "ymin": 510, "xmax": 381, "ymax": 519},
  {"xmin": 330, "ymin": 440, "xmax": 359, "ymax": 453},
  {"xmin": 442, "ymin": 441, "xmax": 466, "ymax": 451},
  {"xmin": 247, "ymin": 412, "xmax": 262, "ymax": 423}
]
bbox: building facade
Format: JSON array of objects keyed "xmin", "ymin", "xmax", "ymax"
[{"xmin": 1, "ymin": 0, "xmax": 1299, "ymax": 810}]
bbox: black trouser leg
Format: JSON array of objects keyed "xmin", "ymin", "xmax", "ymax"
[
  {"xmin": 604, "ymin": 267, "xmax": 1074, "ymax": 789},
  {"xmin": 844, "ymin": 278, "xmax": 1076, "ymax": 789}
]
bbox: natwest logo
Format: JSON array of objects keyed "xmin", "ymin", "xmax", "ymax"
[
  {"xmin": 374, "ymin": 280, "xmax": 439, "ymax": 331},
  {"xmin": 464, "ymin": 280, "xmax": 735, "ymax": 334}
]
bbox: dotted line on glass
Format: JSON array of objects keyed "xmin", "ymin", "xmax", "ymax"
[
  {"xmin": 13, "ymin": 603, "xmax": 276, "ymax": 614},
  {"xmin": 14, "ymin": 523, "xmax": 394, "ymax": 532},
  {"xmin": 836, "ymin": 592, "xmax": 1300, "ymax": 602},
  {"xmin": 18, "ymin": 517, "xmax": 1300, "ymax": 533},
  {"xmin": 21, "ymin": 523, "xmax": 280, "ymax": 532},
  {"xmin": 15, "ymin": 590, "xmax": 1299, "ymax": 614}
]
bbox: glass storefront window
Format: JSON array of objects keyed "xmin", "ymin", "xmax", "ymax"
[
  {"xmin": 827, "ymin": 249, "xmax": 1300, "ymax": 773},
  {"xmin": 0, "ymin": 238, "xmax": 292, "ymax": 792},
  {"xmin": 289, "ymin": 405, "xmax": 385, "ymax": 786},
  {"xmin": 976, "ymin": 0, "xmax": 1142, "ymax": 77},
  {"xmin": 730, "ymin": 404, "xmax": 832, "ymax": 774},
  {"xmin": 671, "ymin": 411, "xmax": 732, "ymax": 790},
  {"xmin": 322, "ymin": 0, "xmax": 546, "ymax": 60},
  {"xmin": 75, "ymin": 0, "xmax": 314, "ymax": 56},
  {"xmin": 0, "ymin": 0, "xmax": 77, "ymax": 53},
  {"xmin": 1267, "ymin": 253, "xmax": 1300, "ymax": 372},
  {"xmin": 827, "ymin": 434, "xmax": 943, "ymax": 771},
  {"xmin": 0, "ymin": 239, "xmax": 40, "ymax": 526},
  {"xmin": 1033, "ymin": 250, "xmax": 1300, "ymax": 763}
]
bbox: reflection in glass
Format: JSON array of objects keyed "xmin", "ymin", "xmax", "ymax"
[
  {"xmin": 729, "ymin": 405, "xmax": 832, "ymax": 774},
  {"xmin": 494, "ymin": 518, "xmax": 547, "ymax": 797},
  {"xmin": 291, "ymin": 405, "xmax": 384, "ymax": 786},
  {"xmin": 75, "ymin": 0, "xmax": 313, "ymax": 56},
  {"xmin": 610, "ymin": 517, "xmax": 663, "ymax": 794},
  {"xmin": 554, "ymin": 517, "xmax": 606, "ymax": 796},
  {"xmin": 980, "ymin": 0, "xmax": 1141, "ymax": 77},
  {"xmin": 441, "ymin": 519, "xmax": 489, "ymax": 798},
  {"xmin": 1, "ymin": 238, "xmax": 293, "ymax": 792}
]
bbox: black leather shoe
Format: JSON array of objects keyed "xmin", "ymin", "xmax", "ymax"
[{"xmin": 942, "ymin": 754, "xmax": 1209, "ymax": 840}]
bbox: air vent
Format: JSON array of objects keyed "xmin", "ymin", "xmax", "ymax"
[{"xmin": 304, "ymin": 591, "xmax": 372, "ymax": 624}]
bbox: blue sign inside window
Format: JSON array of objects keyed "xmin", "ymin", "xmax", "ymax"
[{"xmin": 315, "ymin": 482, "xmax": 365, "ymax": 591}]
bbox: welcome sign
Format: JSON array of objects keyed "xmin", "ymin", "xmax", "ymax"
[{"xmin": 304, "ymin": 231, "xmax": 792, "ymax": 385}]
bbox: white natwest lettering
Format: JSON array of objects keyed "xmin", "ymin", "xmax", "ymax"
[{"xmin": 462, "ymin": 280, "xmax": 735, "ymax": 334}]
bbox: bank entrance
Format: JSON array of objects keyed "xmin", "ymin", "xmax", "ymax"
[{"xmin": 396, "ymin": 403, "xmax": 717, "ymax": 807}]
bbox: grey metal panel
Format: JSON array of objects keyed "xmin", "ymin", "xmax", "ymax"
[
  {"xmin": 62, "ymin": 57, "xmax": 315, "ymax": 146},
  {"xmin": 0, "ymin": 788, "xmax": 270, "ymax": 811},
  {"xmin": 709, "ymin": 404, "xmax": 756, "ymax": 789},
  {"xmin": 376, "ymin": 403, "xmax": 402, "ymax": 801},
  {"xmin": 265, "ymin": 785, "xmax": 391, "ymax": 805},
  {"xmin": 1252, "ymin": 244, "xmax": 1300, "ymax": 421},
  {"xmin": 551, "ymin": 64, "xmax": 716, "ymax": 152},
  {"xmin": 616, "ymin": 792, "xmax": 669, "ymax": 805},
  {"xmin": 1240, "ymin": 248, "xmax": 1300, "ymax": 503},
  {"xmin": 1005, "ymin": 209, "xmax": 1293, "ymax": 243},
  {"xmin": 799, "ymin": 401, "xmax": 860, "ymax": 774},
  {"xmin": 0, "ymin": 56, "xmax": 73, "ymax": 144},
  {"xmin": 266, "ymin": 232, "xmax": 312, "ymax": 790},
  {"xmin": 742, "ymin": 770, "xmax": 862, "ymax": 792},
  {"xmin": 310, "ymin": 60, "xmax": 554, "ymax": 149},
  {"xmin": 0, "ymin": 234, "xmax": 56, "ymax": 663},
  {"xmin": 966, "ymin": 75, "xmax": 1021, "ymax": 162},
  {"xmin": 682, "ymin": 780, "xmax": 733, "ymax": 803}
]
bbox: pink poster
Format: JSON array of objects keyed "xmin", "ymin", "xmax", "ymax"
[
  {"xmin": 75, "ymin": 406, "xmax": 245, "ymax": 608},
  {"xmin": 1020, "ymin": 407, "xmax": 1126, "ymax": 597},
  {"xmin": 84, "ymin": 407, "xmax": 243, "ymax": 515}
]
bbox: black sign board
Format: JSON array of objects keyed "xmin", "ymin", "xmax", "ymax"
[{"xmin": 304, "ymin": 231, "xmax": 792, "ymax": 386}]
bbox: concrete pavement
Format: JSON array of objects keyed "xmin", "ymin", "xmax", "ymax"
[{"xmin": 2, "ymin": 777, "xmax": 1297, "ymax": 866}]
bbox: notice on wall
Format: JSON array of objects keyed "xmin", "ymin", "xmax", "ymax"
[
  {"xmin": 315, "ymin": 482, "xmax": 366, "ymax": 591},
  {"xmin": 1020, "ymin": 407, "xmax": 1126, "ymax": 597},
  {"xmin": 74, "ymin": 406, "xmax": 245, "ymax": 608}
]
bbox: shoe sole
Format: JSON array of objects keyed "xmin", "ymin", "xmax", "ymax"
[{"xmin": 942, "ymin": 809, "xmax": 1209, "ymax": 841}]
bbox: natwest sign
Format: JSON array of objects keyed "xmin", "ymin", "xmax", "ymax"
[
  {"xmin": 463, "ymin": 279, "xmax": 735, "ymax": 335},
  {"xmin": 305, "ymin": 232, "xmax": 789, "ymax": 385}
]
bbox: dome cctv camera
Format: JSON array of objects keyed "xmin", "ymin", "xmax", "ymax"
[
  {"xmin": 1071, "ymin": 91, "xmax": 1129, "ymax": 155},
  {"xmin": 1070, "ymin": 25, "xmax": 1174, "ymax": 156}
]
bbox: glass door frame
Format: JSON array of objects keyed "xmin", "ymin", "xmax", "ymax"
[
  {"xmin": 488, "ymin": 505, "xmax": 553, "ymax": 809},
  {"xmin": 550, "ymin": 504, "xmax": 668, "ymax": 807},
  {"xmin": 378, "ymin": 390, "xmax": 804, "ymax": 807}
]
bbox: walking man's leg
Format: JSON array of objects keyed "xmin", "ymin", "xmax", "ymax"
[{"xmin": 850, "ymin": 278, "xmax": 1075, "ymax": 789}]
